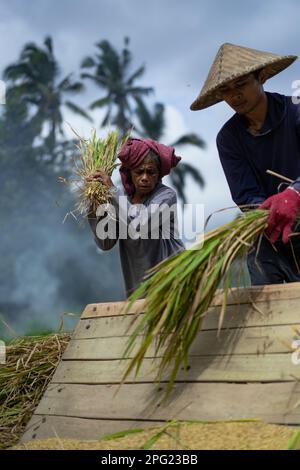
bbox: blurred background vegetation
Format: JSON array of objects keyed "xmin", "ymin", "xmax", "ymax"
[{"xmin": 0, "ymin": 36, "xmax": 206, "ymax": 339}]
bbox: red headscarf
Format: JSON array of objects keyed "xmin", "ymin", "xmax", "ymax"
[{"xmin": 118, "ymin": 138, "xmax": 181, "ymax": 195}]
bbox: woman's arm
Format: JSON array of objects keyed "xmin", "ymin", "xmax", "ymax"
[
  {"xmin": 86, "ymin": 171, "xmax": 119, "ymax": 250},
  {"xmin": 87, "ymin": 205, "xmax": 119, "ymax": 251}
]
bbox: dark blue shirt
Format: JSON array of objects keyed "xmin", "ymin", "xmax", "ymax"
[{"xmin": 216, "ymin": 92, "xmax": 300, "ymax": 207}]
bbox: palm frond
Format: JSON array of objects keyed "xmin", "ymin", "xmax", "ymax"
[
  {"xmin": 81, "ymin": 56, "xmax": 96, "ymax": 69},
  {"xmin": 3, "ymin": 63, "xmax": 35, "ymax": 82},
  {"xmin": 135, "ymin": 98, "xmax": 164, "ymax": 141},
  {"xmin": 127, "ymin": 65, "xmax": 146, "ymax": 86},
  {"xmin": 64, "ymin": 101, "xmax": 93, "ymax": 122},
  {"xmin": 177, "ymin": 163, "xmax": 205, "ymax": 188},
  {"xmin": 59, "ymin": 78, "xmax": 84, "ymax": 94},
  {"xmin": 171, "ymin": 133, "xmax": 206, "ymax": 150},
  {"xmin": 90, "ymin": 96, "xmax": 111, "ymax": 110},
  {"xmin": 126, "ymin": 86, "xmax": 154, "ymax": 96},
  {"xmin": 101, "ymin": 109, "xmax": 112, "ymax": 127},
  {"xmin": 44, "ymin": 36, "xmax": 53, "ymax": 55},
  {"xmin": 80, "ymin": 72, "xmax": 104, "ymax": 85}
]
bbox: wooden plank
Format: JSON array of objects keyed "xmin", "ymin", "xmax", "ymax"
[
  {"xmin": 52, "ymin": 354, "xmax": 300, "ymax": 384},
  {"xmin": 20, "ymin": 415, "xmax": 164, "ymax": 444},
  {"xmin": 81, "ymin": 299, "xmax": 144, "ymax": 319},
  {"xmin": 81, "ymin": 282, "xmax": 300, "ymax": 319},
  {"xmin": 73, "ymin": 299, "xmax": 300, "ymax": 339},
  {"xmin": 34, "ymin": 382, "xmax": 300, "ymax": 425},
  {"xmin": 81, "ymin": 301, "xmax": 142, "ymax": 320},
  {"xmin": 64, "ymin": 325, "xmax": 298, "ymax": 360},
  {"xmin": 20, "ymin": 282, "xmax": 300, "ymax": 444},
  {"xmin": 73, "ymin": 314, "xmax": 137, "ymax": 339},
  {"xmin": 203, "ymin": 297, "xmax": 300, "ymax": 330},
  {"xmin": 211, "ymin": 282, "xmax": 300, "ymax": 306}
]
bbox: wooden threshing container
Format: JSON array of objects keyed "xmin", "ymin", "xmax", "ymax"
[{"xmin": 21, "ymin": 283, "xmax": 300, "ymax": 442}]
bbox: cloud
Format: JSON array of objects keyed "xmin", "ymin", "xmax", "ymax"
[{"xmin": 2, "ymin": 0, "xmax": 300, "ymax": 223}]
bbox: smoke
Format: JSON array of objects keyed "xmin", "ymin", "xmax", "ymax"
[{"xmin": 0, "ymin": 157, "xmax": 125, "ymax": 338}]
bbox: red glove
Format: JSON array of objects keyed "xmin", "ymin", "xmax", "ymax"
[{"xmin": 260, "ymin": 187, "xmax": 300, "ymax": 244}]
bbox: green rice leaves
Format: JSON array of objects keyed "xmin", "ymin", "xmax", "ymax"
[{"xmin": 121, "ymin": 209, "xmax": 269, "ymax": 398}]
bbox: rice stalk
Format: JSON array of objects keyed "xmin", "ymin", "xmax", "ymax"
[
  {"xmin": 59, "ymin": 128, "xmax": 130, "ymax": 216},
  {"xmin": 121, "ymin": 209, "xmax": 269, "ymax": 397},
  {"xmin": 0, "ymin": 333, "xmax": 70, "ymax": 449},
  {"xmin": 141, "ymin": 419, "xmax": 180, "ymax": 450},
  {"xmin": 287, "ymin": 427, "xmax": 300, "ymax": 450}
]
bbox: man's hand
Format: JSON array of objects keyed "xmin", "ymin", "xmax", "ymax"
[
  {"xmin": 260, "ymin": 187, "xmax": 300, "ymax": 244},
  {"xmin": 85, "ymin": 169, "xmax": 114, "ymax": 188}
]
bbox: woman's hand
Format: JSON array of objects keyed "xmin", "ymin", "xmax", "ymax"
[{"xmin": 86, "ymin": 169, "xmax": 114, "ymax": 188}]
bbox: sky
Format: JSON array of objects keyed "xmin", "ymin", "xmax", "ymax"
[{"xmin": 1, "ymin": 0, "xmax": 300, "ymax": 229}]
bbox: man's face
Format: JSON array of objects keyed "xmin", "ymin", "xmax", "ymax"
[
  {"xmin": 216, "ymin": 73, "xmax": 264, "ymax": 115},
  {"xmin": 130, "ymin": 156, "xmax": 160, "ymax": 196}
]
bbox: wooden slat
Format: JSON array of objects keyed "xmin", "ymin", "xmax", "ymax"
[
  {"xmin": 21, "ymin": 415, "xmax": 164, "ymax": 444},
  {"xmin": 211, "ymin": 282, "xmax": 300, "ymax": 306},
  {"xmin": 81, "ymin": 299, "xmax": 144, "ymax": 319},
  {"xmin": 73, "ymin": 314, "xmax": 137, "ymax": 339},
  {"xmin": 52, "ymin": 354, "xmax": 300, "ymax": 384},
  {"xmin": 73, "ymin": 298, "xmax": 300, "ymax": 339},
  {"xmin": 64, "ymin": 325, "xmax": 298, "ymax": 360},
  {"xmin": 81, "ymin": 282, "xmax": 300, "ymax": 319},
  {"xmin": 33, "ymin": 382, "xmax": 300, "ymax": 424},
  {"xmin": 20, "ymin": 282, "xmax": 300, "ymax": 444}
]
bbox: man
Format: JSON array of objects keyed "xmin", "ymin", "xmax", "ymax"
[
  {"xmin": 87, "ymin": 138, "xmax": 185, "ymax": 297},
  {"xmin": 190, "ymin": 42, "xmax": 300, "ymax": 284}
]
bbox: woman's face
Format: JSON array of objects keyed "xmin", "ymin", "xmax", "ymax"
[{"xmin": 130, "ymin": 155, "xmax": 160, "ymax": 196}]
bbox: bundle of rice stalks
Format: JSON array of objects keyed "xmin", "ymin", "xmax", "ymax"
[
  {"xmin": 0, "ymin": 333, "xmax": 70, "ymax": 449},
  {"xmin": 59, "ymin": 128, "xmax": 130, "ymax": 216},
  {"xmin": 121, "ymin": 209, "xmax": 269, "ymax": 397}
]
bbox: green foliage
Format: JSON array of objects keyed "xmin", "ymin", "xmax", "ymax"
[
  {"xmin": 134, "ymin": 97, "xmax": 206, "ymax": 203},
  {"xmin": 81, "ymin": 38, "xmax": 153, "ymax": 134},
  {"xmin": 121, "ymin": 210, "xmax": 268, "ymax": 398},
  {"xmin": 3, "ymin": 36, "xmax": 90, "ymax": 160},
  {"xmin": 287, "ymin": 427, "xmax": 300, "ymax": 450}
]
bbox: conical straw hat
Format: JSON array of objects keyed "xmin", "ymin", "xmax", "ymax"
[{"xmin": 190, "ymin": 43, "xmax": 297, "ymax": 111}]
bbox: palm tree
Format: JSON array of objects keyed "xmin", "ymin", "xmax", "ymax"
[
  {"xmin": 0, "ymin": 89, "xmax": 34, "ymax": 158},
  {"xmin": 3, "ymin": 36, "xmax": 91, "ymax": 158},
  {"xmin": 81, "ymin": 37, "xmax": 153, "ymax": 135},
  {"xmin": 134, "ymin": 98, "xmax": 206, "ymax": 204}
]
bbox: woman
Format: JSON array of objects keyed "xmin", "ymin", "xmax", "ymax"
[{"xmin": 87, "ymin": 138, "xmax": 185, "ymax": 297}]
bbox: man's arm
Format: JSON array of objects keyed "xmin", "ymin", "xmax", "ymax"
[{"xmin": 216, "ymin": 130, "xmax": 266, "ymax": 208}]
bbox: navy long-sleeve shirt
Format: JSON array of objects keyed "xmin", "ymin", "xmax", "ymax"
[
  {"xmin": 216, "ymin": 92, "xmax": 300, "ymax": 207},
  {"xmin": 88, "ymin": 182, "xmax": 185, "ymax": 297}
]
